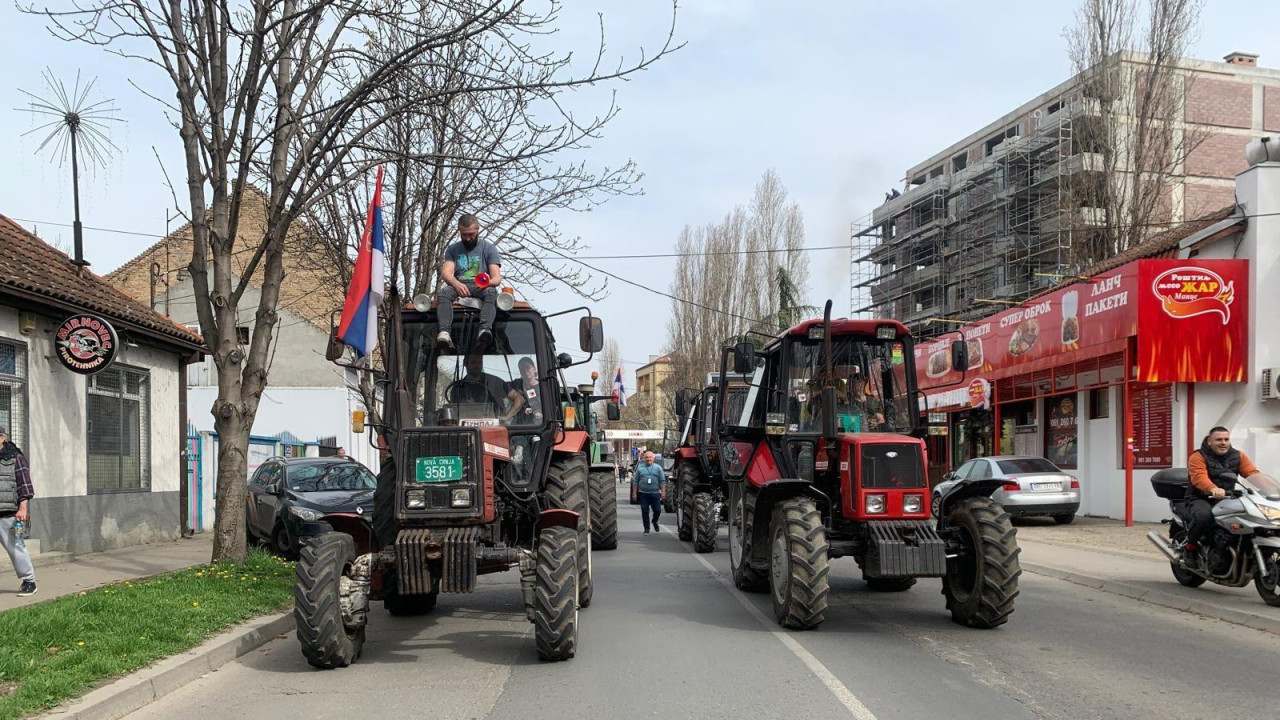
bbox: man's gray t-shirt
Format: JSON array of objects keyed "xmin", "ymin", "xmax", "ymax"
[{"xmin": 445, "ymin": 240, "xmax": 502, "ymax": 284}]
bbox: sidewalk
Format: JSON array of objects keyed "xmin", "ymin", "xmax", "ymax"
[
  {"xmin": 1014, "ymin": 515, "xmax": 1279, "ymax": 635},
  {"xmin": 0, "ymin": 533, "xmax": 216, "ymax": 612}
]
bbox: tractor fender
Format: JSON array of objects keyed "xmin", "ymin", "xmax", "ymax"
[
  {"xmin": 302, "ymin": 513, "xmax": 379, "ymax": 555},
  {"xmin": 554, "ymin": 430, "xmax": 590, "ymax": 454},
  {"xmin": 589, "ymin": 463, "xmax": 616, "ymax": 474},
  {"xmin": 538, "ymin": 508, "xmax": 581, "ymax": 532},
  {"xmin": 937, "ymin": 479, "xmax": 1006, "ymax": 530},
  {"xmin": 748, "ymin": 479, "xmax": 830, "ymax": 563}
]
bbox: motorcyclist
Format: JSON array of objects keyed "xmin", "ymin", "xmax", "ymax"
[{"xmin": 1183, "ymin": 426, "xmax": 1262, "ymax": 567}]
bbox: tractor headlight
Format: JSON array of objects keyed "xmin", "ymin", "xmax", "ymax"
[
  {"xmin": 903, "ymin": 494, "xmax": 924, "ymax": 514},
  {"xmin": 451, "ymin": 488, "xmax": 472, "ymax": 508},
  {"xmin": 289, "ymin": 507, "xmax": 323, "ymax": 522},
  {"xmin": 406, "ymin": 490, "xmax": 426, "ymax": 509},
  {"xmin": 865, "ymin": 494, "xmax": 886, "ymax": 514},
  {"xmin": 1261, "ymin": 505, "xmax": 1280, "ymax": 524}
]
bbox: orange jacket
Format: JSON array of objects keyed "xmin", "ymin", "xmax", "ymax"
[{"xmin": 1188, "ymin": 450, "xmax": 1259, "ymax": 494}]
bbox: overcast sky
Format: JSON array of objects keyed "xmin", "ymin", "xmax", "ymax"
[{"xmin": 2, "ymin": 1, "xmax": 1276, "ymax": 393}]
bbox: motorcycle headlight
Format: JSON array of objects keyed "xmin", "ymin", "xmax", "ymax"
[
  {"xmin": 451, "ymin": 488, "xmax": 472, "ymax": 508},
  {"xmin": 865, "ymin": 494, "xmax": 886, "ymax": 514},
  {"xmin": 903, "ymin": 494, "xmax": 924, "ymax": 514},
  {"xmin": 289, "ymin": 506, "xmax": 323, "ymax": 522},
  {"xmin": 406, "ymin": 490, "xmax": 426, "ymax": 509},
  {"xmin": 1261, "ymin": 505, "xmax": 1280, "ymax": 524}
]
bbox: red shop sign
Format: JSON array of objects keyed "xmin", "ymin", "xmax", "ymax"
[{"xmin": 1137, "ymin": 260, "xmax": 1248, "ymax": 383}]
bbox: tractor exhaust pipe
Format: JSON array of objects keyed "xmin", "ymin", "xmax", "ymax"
[{"xmin": 1146, "ymin": 531, "xmax": 1179, "ymax": 562}]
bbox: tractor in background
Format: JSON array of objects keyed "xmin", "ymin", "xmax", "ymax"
[{"xmin": 670, "ymin": 374, "xmax": 748, "ymax": 552}]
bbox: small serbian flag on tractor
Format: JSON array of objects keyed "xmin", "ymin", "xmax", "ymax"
[
  {"xmin": 337, "ymin": 166, "xmax": 386, "ymax": 357},
  {"xmin": 612, "ymin": 367, "xmax": 627, "ymax": 406}
]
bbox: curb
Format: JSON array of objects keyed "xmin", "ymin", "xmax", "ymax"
[
  {"xmin": 1022, "ymin": 560, "xmax": 1280, "ymax": 636},
  {"xmin": 40, "ymin": 611, "xmax": 296, "ymax": 720}
]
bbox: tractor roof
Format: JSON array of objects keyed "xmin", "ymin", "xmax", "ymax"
[{"xmin": 782, "ymin": 317, "xmax": 911, "ymax": 340}]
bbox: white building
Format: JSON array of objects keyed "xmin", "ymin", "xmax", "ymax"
[{"xmin": 0, "ymin": 216, "xmax": 204, "ymax": 554}]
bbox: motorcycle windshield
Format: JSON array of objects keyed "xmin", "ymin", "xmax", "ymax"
[{"xmin": 1242, "ymin": 473, "xmax": 1280, "ymax": 501}]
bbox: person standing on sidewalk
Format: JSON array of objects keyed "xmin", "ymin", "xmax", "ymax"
[
  {"xmin": 634, "ymin": 450, "xmax": 666, "ymax": 534},
  {"xmin": 0, "ymin": 426, "xmax": 36, "ymax": 596}
]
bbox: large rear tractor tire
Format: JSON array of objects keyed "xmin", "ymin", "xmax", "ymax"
[
  {"xmin": 693, "ymin": 492, "xmax": 717, "ymax": 553},
  {"xmin": 729, "ymin": 484, "xmax": 768, "ymax": 592},
  {"xmin": 769, "ymin": 497, "xmax": 829, "ymax": 630},
  {"xmin": 865, "ymin": 575, "xmax": 917, "ymax": 592},
  {"xmin": 535, "ymin": 526, "xmax": 579, "ymax": 661},
  {"xmin": 295, "ymin": 533, "xmax": 366, "ymax": 668},
  {"xmin": 1253, "ymin": 548, "xmax": 1280, "ymax": 607},
  {"xmin": 942, "ymin": 497, "xmax": 1021, "ymax": 629},
  {"xmin": 546, "ymin": 453, "xmax": 593, "ymax": 608},
  {"xmin": 384, "ymin": 576, "xmax": 440, "ymax": 616},
  {"xmin": 588, "ymin": 470, "xmax": 618, "ymax": 551},
  {"xmin": 677, "ymin": 464, "xmax": 697, "ymax": 541}
]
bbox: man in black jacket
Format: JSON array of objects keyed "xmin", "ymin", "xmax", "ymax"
[{"xmin": 0, "ymin": 426, "xmax": 36, "ymax": 596}]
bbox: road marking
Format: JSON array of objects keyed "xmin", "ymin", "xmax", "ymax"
[{"xmin": 685, "ymin": 544, "xmax": 879, "ymax": 720}]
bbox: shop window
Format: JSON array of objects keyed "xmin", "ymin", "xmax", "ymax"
[
  {"xmin": 1089, "ymin": 388, "xmax": 1110, "ymax": 419},
  {"xmin": 1045, "ymin": 394, "xmax": 1079, "ymax": 469},
  {"xmin": 87, "ymin": 366, "xmax": 152, "ymax": 492},
  {"xmin": 0, "ymin": 340, "xmax": 28, "ymax": 450}
]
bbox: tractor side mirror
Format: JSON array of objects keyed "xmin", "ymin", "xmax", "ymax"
[
  {"xmin": 675, "ymin": 390, "xmax": 688, "ymax": 418},
  {"xmin": 732, "ymin": 342, "xmax": 756, "ymax": 374},
  {"xmin": 951, "ymin": 339, "xmax": 968, "ymax": 373},
  {"xmin": 607, "ymin": 402, "xmax": 620, "ymax": 421},
  {"xmin": 579, "ymin": 316, "xmax": 604, "ymax": 353},
  {"xmin": 557, "ymin": 352, "xmax": 574, "ymax": 369}
]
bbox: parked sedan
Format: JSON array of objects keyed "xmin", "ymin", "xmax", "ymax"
[
  {"xmin": 933, "ymin": 455, "xmax": 1080, "ymax": 524},
  {"xmin": 245, "ymin": 457, "xmax": 376, "ymax": 557}
]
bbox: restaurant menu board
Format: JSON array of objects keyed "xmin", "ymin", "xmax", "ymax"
[
  {"xmin": 1131, "ymin": 384, "xmax": 1173, "ymax": 468},
  {"xmin": 916, "ymin": 259, "xmax": 1250, "ymax": 389},
  {"xmin": 1044, "ymin": 394, "xmax": 1078, "ymax": 469}
]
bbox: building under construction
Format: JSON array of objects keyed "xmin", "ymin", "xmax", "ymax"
[{"xmin": 852, "ymin": 51, "xmax": 1279, "ymax": 336}]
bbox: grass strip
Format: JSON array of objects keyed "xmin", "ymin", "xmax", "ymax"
[{"xmin": 0, "ymin": 548, "xmax": 295, "ymax": 720}]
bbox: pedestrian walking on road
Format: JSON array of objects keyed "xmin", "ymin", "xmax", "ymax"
[
  {"xmin": 0, "ymin": 426, "xmax": 36, "ymax": 597},
  {"xmin": 634, "ymin": 451, "xmax": 666, "ymax": 534}
]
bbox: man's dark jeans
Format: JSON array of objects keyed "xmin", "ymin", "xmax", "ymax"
[
  {"xmin": 1184, "ymin": 497, "xmax": 1218, "ymax": 546},
  {"xmin": 639, "ymin": 491, "xmax": 662, "ymax": 531},
  {"xmin": 437, "ymin": 283, "xmax": 498, "ymax": 332}
]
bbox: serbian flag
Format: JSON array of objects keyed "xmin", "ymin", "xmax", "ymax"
[
  {"xmin": 337, "ymin": 166, "xmax": 385, "ymax": 357},
  {"xmin": 612, "ymin": 367, "xmax": 627, "ymax": 407}
]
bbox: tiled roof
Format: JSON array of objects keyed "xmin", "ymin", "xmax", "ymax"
[
  {"xmin": 107, "ymin": 188, "xmax": 346, "ymax": 332},
  {"xmin": 0, "ymin": 215, "xmax": 204, "ymax": 349}
]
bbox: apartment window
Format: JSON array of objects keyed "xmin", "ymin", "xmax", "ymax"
[
  {"xmin": 984, "ymin": 125, "xmax": 1020, "ymax": 156},
  {"xmin": 87, "ymin": 366, "xmax": 152, "ymax": 492},
  {"xmin": 952, "ymin": 153, "xmax": 968, "ymax": 172},
  {"xmin": 0, "ymin": 340, "xmax": 28, "ymax": 450}
]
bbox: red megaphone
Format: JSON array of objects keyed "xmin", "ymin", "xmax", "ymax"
[{"xmin": 474, "ymin": 273, "xmax": 491, "ymax": 289}]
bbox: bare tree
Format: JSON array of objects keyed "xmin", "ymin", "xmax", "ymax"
[
  {"xmin": 1065, "ymin": 0, "xmax": 1204, "ymax": 266},
  {"xmin": 31, "ymin": 0, "xmax": 677, "ymax": 562},
  {"xmin": 596, "ymin": 338, "xmax": 620, "ymax": 396}
]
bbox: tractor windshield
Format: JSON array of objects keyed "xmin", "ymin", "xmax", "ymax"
[
  {"xmin": 403, "ymin": 317, "xmax": 548, "ymax": 431},
  {"xmin": 785, "ymin": 336, "xmax": 913, "ymax": 435}
]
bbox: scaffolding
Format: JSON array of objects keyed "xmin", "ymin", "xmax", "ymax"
[{"xmin": 850, "ymin": 98, "xmax": 1102, "ymax": 337}]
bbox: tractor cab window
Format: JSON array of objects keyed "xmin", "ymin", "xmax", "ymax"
[
  {"xmin": 405, "ymin": 318, "xmax": 546, "ymax": 430},
  {"xmin": 785, "ymin": 336, "xmax": 913, "ymax": 435}
]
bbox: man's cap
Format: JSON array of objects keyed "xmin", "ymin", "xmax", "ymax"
[{"xmin": 0, "ymin": 425, "xmax": 7, "ymax": 436}]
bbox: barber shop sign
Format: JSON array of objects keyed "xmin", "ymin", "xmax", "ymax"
[{"xmin": 54, "ymin": 314, "xmax": 118, "ymax": 375}]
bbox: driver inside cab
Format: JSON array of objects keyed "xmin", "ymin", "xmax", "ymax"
[{"xmin": 449, "ymin": 352, "xmax": 525, "ymax": 423}]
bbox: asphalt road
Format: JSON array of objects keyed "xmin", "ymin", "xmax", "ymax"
[{"xmin": 125, "ymin": 488, "xmax": 1280, "ymax": 720}]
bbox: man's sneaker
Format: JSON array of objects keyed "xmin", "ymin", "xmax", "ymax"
[
  {"xmin": 653, "ymin": 523, "xmax": 661, "ymax": 533},
  {"xmin": 16, "ymin": 581, "xmax": 36, "ymax": 597},
  {"xmin": 436, "ymin": 331, "xmax": 455, "ymax": 352},
  {"xmin": 643, "ymin": 529, "xmax": 650, "ymax": 535},
  {"xmin": 476, "ymin": 327, "xmax": 493, "ymax": 348}
]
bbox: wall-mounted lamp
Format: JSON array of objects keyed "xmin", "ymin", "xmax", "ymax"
[{"xmin": 18, "ymin": 311, "xmax": 37, "ymax": 335}]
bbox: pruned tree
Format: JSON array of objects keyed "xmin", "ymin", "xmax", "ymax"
[
  {"xmin": 663, "ymin": 170, "xmax": 808, "ymax": 402},
  {"xmin": 29, "ymin": 0, "xmax": 677, "ymax": 562},
  {"xmin": 596, "ymin": 338, "xmax": 620, "ymax": 396},
  {"xmin": 1064, "ymin": 0, "xmax": 1204, "ymax": 266}
]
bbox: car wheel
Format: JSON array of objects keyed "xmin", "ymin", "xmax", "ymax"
[
  {"xmin": 274, "ymin": 524, "xmax": 296, "ymax": 559},
  {"xmin": 932, "ymin": 492, "xmax": 943, "ymax": 518}
]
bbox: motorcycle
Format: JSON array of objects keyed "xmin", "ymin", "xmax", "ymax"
[{"xmin": 1146, "ymin": 469, "xmax": 1280, "ymax": 606}]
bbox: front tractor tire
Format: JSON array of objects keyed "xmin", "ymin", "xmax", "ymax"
[
  {"xmin": 535, "ymin": 526, "xmax": 579, "ymax": 661},
  {"xmin": 769, "ymin": 497, "xmax": 830, "ymax": 630},
  {"xmin": 546, "ymin": 453, "xmax": 594, "ymax": 608},
  {"xmin": 677, "ymin": 464, "xmax": 697, "ymax": 541},
  {"xmin": 693, "ymin": 492, "xmax": 717, "ymax": 554},
  {"xmin": 295, "ymin": 533, "xmax": 366, "ymax": 669},
  {"xmin": 588, "ymin": 470, "xmax": 619, "ymax": 551},
  {"xmin": 942, "ymin": 497, "xmax": 1021, "ymax": 629}
]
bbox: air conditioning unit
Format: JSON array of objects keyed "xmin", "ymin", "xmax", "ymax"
[{"xmin": 1262, "ymin": 368, "xmax": 1280, "ymax": 401}]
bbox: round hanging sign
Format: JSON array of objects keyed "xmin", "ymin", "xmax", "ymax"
[{"xmin": 55, "ymin": 314, "xmax": 119, "ymax": 375}]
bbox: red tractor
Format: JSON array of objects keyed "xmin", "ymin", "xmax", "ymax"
[
  {"xmin": 670, "ymin": 374, "xmax": 748, "ymax": 553},
  {"xmin": 714, "ymin": 302, "xmax": 1020, "ymax": 630},
  {"xmin": 295, "ymin": 292, "xmax": 605, "ymax": 667}
]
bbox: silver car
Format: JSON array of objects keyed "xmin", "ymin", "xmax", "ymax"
[{"xmin": 933, "ymin": 455, "xmax": 1080, "ymax": 524}]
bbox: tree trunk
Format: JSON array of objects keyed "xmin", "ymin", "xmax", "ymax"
[{"xmin": 210, "ymin": 407, "xmax": 251, "ymax": 563}]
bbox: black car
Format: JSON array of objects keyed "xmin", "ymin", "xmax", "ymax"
[{"xmin": 245, "ymin": 457, "xmax": 377, "ymax": 557}]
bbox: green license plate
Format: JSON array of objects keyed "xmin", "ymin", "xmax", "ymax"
[{"xmin": 416, "ymin": 456, "xmax": 464, "ymax": 483}]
